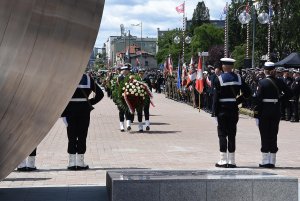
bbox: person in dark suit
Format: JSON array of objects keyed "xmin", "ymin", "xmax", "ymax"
[
  {"xmin": 290, "ymin": 69, "xmax": 300, "ymax": 122},
  {"xmin": 62, "ymin": 73, "xmax": 104, "ymax": 170},
  {"xmin": 212, "ymin": 58, "xmax": 251, "ymax": 168},
  {"xmin": 253, "ymin": 62, "xmax": 292, "ymax": 168}
]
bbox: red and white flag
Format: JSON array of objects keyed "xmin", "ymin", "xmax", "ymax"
[
  {"xmin": 176, "ymin": 2, "xmax": 185, "ymax": 14},
  {"xmin": 195, "ymin": 56, "xmax": 204, "ymax": 94}
]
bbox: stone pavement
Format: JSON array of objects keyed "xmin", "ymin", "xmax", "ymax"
[{"xmin": 0, "ymin": 93, "xmax": 299, "ymax": 200}]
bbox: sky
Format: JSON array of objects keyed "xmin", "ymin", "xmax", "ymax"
[{"xmin": 95, "ymin": 0, "xmax": 226, "ymax": 47}]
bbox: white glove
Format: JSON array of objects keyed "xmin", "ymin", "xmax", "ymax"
[
  {"xmin": 214, "ymin": 117, "xmax": 218, "ymax": 126},
  {"xmin": 255, "ymin": 118, "xmax": 259, "ymax": 127}
]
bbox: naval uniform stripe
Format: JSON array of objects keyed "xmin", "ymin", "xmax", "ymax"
[
  {"xmin": 70, "ymin": 98, "xmax": 88, "ymax": 102},
  {"xmin": 262, "ymin": 99, "xmax": 278, "ymax": 103},
  {"xmin": 219, "ymin": 98, "xmax": 236, "ymax": 102}
]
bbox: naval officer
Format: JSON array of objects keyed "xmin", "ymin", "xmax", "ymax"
[
  {"xmin": 253, "ymin": 62, "xmax": 292, "ymax": 168},
  {"xmin": 212, "ymin": 58, "xmax": 251, "ymax": 168},
  {"xmin": 62, "ymin": 73, "xmax": 104, "ymax": 170}
]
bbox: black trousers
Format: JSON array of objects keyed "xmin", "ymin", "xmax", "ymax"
[
  {"xmin": 291, "ymin": 97, "xmax": 299, "ymax": 121},
  {"xmin": 259, "ymin": 115, "xmax": 280, "ymax": 153},
  {"xmin": 66, "ymin": 114, "xmax": 90, "ymax": 154},
  {"xmin": 118, "ymin": 106, "xmax": 133, "ymax": 122},
  {"xmin": 217, "ymin": 109, "xmax": 239, "ymax": 153},
  {"xmin": 144, "ymin": 102, "xmax": 150, "ymax": 121},
  {"xmin": 29, "ymin": 148, "xmax": 37, "ymax": 156}
]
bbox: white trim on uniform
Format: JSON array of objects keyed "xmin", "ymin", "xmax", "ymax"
[
  {"xmin": 219, "ymin": 98, "xmax": 236, "ymax": 102},
  {"xmin": 218, "ymin": 74, "xmax": 242, "ymax": 86},
  {"xmin": 78, "ymin": 74, "xmax": 91, "ymax": 88},
  {"xmin": 70, "ymin": 98, "xmax": 88, "ymax": 102},
  {"xmin": 262, "ymin": 99, "xmax": 278, "ymax": 103}
]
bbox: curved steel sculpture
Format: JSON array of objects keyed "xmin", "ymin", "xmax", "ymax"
[{"xmin": 0, "ymin": 0, "xmax": 105, "ymax": 180}]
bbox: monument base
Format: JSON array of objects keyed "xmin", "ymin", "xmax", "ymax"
[{"xmin": 106, "ymin": 170, "xmax": 298, "ymax": 201}]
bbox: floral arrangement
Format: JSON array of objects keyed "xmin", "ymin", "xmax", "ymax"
[{"xmin": 122, "ymin": 75, "xmax": 153, "ymax": 114}]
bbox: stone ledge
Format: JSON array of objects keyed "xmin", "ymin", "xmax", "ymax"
[{"xmin": 106, "ymin": 170, "xmax": 298, "ymax": 201}]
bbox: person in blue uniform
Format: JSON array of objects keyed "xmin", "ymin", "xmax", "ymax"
[
  {"xmin": 62, "ymin": 73, "xmax": 104, "ymax": 170},
  {"xmin": 253, "ymin": 62, "xmax": 292, "ymax": 168},
  {"xmin": 212, "ymin": 58, "xmax": 251, "ymax": 168}
]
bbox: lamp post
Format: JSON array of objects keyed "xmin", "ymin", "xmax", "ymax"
[
  {"xmin": 173, "ymin": 33, "xmax": 191, "ymax": 64},
  {"xmin": 131, "ymin": 22, "xmax": 143, "ymax": 67},
  {"xmin": 235, "ymin": 0, "xmax": 272, "ymax": 67}
]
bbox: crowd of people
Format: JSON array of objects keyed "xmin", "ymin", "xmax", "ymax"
[{"xmin": 165, "ymin": 62, "xmax": 300, "ymax": 123}]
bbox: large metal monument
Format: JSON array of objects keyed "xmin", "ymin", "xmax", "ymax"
[{"xmin": 0, "ymin": 0, "xmax": 105, "ymax": 180}]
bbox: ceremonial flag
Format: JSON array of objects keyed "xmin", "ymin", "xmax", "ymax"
[
  {"xmin": 181, "ymin": 63, "xmax": 187, "ymax": 86},
  {"xmin": 168, "ymin": 56, "xmax": 173, "ymax": 75},
  {"xmin": 195, "ymin": 56, "xmax": 204, "ymax": 94},
  {"xmin": 176, "ymin": 2, "xmax": 185, "ymax": 14},
  {"xmin": 177, "ymin": 58, "xmax": 182, "ymax": 89}
]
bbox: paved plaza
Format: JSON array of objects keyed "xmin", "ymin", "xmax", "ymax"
[{"xmin": 0, "ymin": 93, "xmax": 299, "ymax": 200}]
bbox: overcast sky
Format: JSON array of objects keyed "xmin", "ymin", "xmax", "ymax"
[{"xmin": 95, "ymin": 0, "xmax": 226, "ymax": 47}]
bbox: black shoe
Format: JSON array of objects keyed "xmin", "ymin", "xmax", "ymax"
[
  {"xmin": 215, "ymin": 163, "xmax": 227, "ymax": 168},
  {"xmin": 27, "ymin": 167, "xmax": 37, "ymax": 171},
  {"xmin": 17, "ymin": 167, "xmax": 28, "ymax": 172},
  {"xmin": 76, "ymin": 165, "xmax": 89, "ymax": 170},
  {"xmin": 67, "ymin": 166, "xmax": 77, "ymax": 171},
  {"xmin": 290, "ymin": 119, "xmax": 299, "ymax": 122},
  {"xmin": 227, "ymin": 164, "xmax": 237, "ymax": 168},
  {"xmin": 146, "ymin": 126, "xmax": 150, "ymax": 131},
  {"xmin": 267, "ymin": 164, "xmax": 275, "ymax": 168},
  {"xmin": 120, "ymin": 129, "xmax": 125, "ymax": 132},
  {"xmin": 139, "ymin": 129, "xmax": 143, "ymax": 133},
  {"xmin": 259, "ymin": 164, "xmax": 270, "ymax": 168},
  {"xmin": 127, "ymin": 126, "xmax": 131, "ymax": 131}
]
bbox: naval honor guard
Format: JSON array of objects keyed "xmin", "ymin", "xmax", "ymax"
[
  {"xmin": 212, "ymin": 58, "xmax": 251, "ymax": 168},
  {"xmin": 253, "ymin": 62, "xmax": 292, "ymax": 168}
]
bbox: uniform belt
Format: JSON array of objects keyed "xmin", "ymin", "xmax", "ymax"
[
  {"xmin": 262, "ymin": 99, "xmax": 278, "ymax": 103},
  {"xmin": 219, "ymin": 98, "xmax": 236, "ymax": 102},
  {"xmin": 70, "ymin": 98, "xmax": 88, "ymax": 102}
]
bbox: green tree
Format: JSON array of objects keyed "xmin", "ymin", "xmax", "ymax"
[
  {"xmin": 191, "ymin": 24, "xmax": 224, "ymax": 53},
  {"xmin": 190, "ymin": 1, "xmax": 210, "ymax": 34},
  {"xmin": 156, "ymin": 29, "xmax": 182, "ymax": 66}
]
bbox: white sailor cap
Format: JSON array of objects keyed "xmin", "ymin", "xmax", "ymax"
[
  {"xmin": 120, "ymin": 66, "xmax": 130, "ymax": 70},
  {"xmin": 220, "ymin": 58, "xmax": 236, "ymax": 65},
  {"xmin": 203, "ymin": 71, "xmax": 208, "ymax": 74},
  {"xmin": 264, "ymin": 62, "xmax": 275, "ymax": 70},
  {"xmin": 293, "ymin": 69, "xmax": 300, "ymax": 74}
]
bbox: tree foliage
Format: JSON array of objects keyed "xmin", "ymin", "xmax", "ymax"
[
  {"xmin": 190, "ymin": 1, "xmax": 210, "ymax": 34},
  {"xmin": 191, "ymin": 24, "xmax": 224, "ymax": 53}
]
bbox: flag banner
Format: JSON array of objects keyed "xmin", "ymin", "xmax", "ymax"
[
  {"xmin": 177, "ymin": 59, "xmax": 182, "ymax": 89},
  {"xmin": 181, "ymin": 63, "xmax": 188, "ymax": 86},
  {"xmin": 168, "ymin": 56, "xmax": 173, "ymax": 76},
  {"xmin": 195, "ymin": 56, "xmax": 204, "ymax": 94},
  {"xmin": 176, "ymin": 2, "xmax": 185, "ymax": 14}
]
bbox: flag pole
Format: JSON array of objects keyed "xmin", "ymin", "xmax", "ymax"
[
  {"xmin": 199, "ymin": 93, "xmax": 201, "ymax": 112},
  {"xmin": 182, "ymin": 0, "xmax": 186, "ymax": 64}
]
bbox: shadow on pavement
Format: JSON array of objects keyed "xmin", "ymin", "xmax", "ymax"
[
  {"xmin": 12, "ymin": 167, "xmax": 150, "ymax": 173},
  {"xmin": 239, "ymin": 166, "xmax": 300, "ymax": 170},
  {"xmin": 4, "ymin": 178, "xmax": 51, "ymax": 182},
  {"xmin": 0, "ymin": 186, "xmax": 108, "ymax": 201},
  {"xmin": 129, "ymin": 131, "xmax": 181, "ymax": 135}
]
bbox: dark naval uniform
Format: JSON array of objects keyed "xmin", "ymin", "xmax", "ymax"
[
  {"xmin": 290, "ymin": 71, "xmax": 300, "ymax": 122},
  {"xmin": 62, "ymin": 73, "xmax": 104, "ymax": 170},
  {"xmin": 253, "ymin": 62, "xmax": 292, "ymax": 168},
  {"xmin": 212, "ymin": 58, "xmax": 251, "ymax": 168}
]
